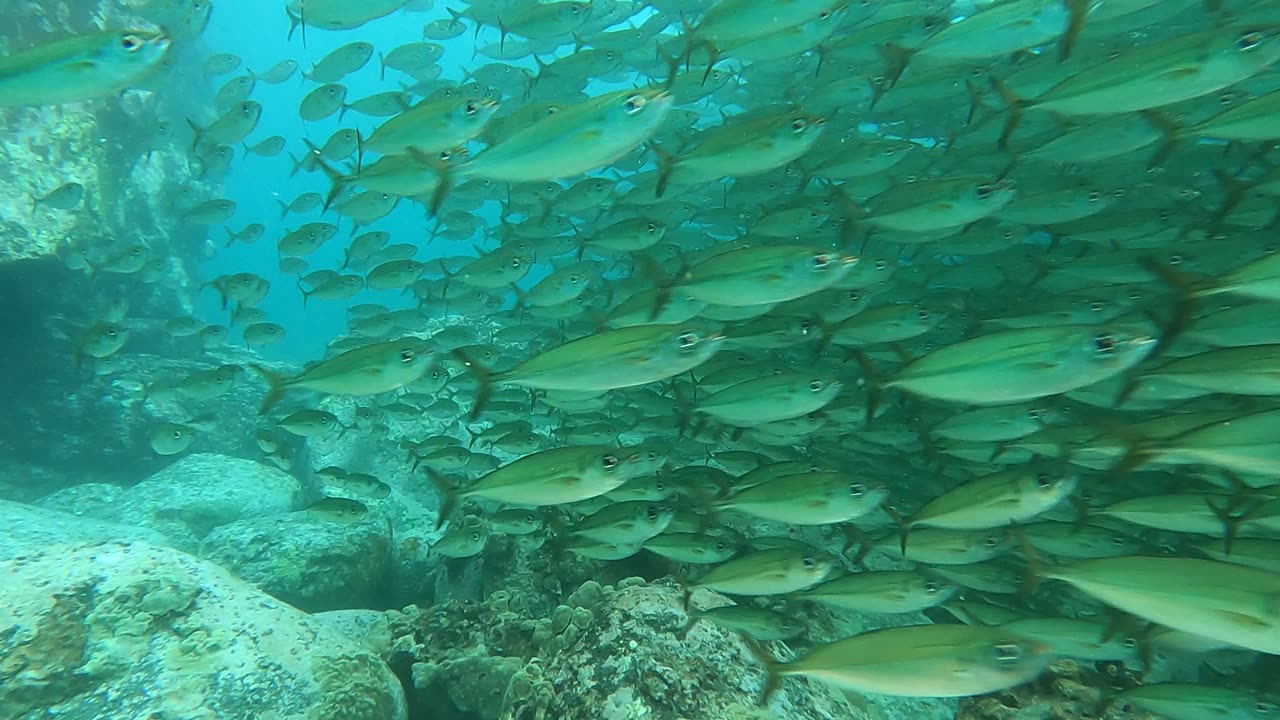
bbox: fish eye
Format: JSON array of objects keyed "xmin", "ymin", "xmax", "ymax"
[
  {"xmin": 623, "ymin": 94, "xmax": 647, "ymax": 115},
  {"xmin": 1237, "ymin": 30, "xmax": 1266, "ymax": 51},
  {"xmin": 801, "ymin": 555, "xmax": 817, "ymax": 569},
  {"xmin": 105, "ymin": 328, "xmax": 117, "ymax": 336},
  {"xmin": 1027, "ymin": 408, "xmax": 1043, "ymax": 419},
  {"xmin": 1255, "ymin": 702, "xmax": 1276, "ymax": 715},
  {"xmin": 1111, "ymin": 536, "xmax": 1128, "ymax": 546},
  {"xmin": 399, "ymin": 349, "xmax": 416, "ymax": 363},
  {"xmin": 1094, "ymin": 334, "xmax": 1116, "ymax": 353},
  {"xmin": 847, "ymin": 291, "xmax": 861, "ymax": 301},
  {"xmin": 976, "ymin": 184, "xmax": 995, "ymax": 199},
  {"xmin": 811, "ymin": 253, "xmax": 832, "ymax": 268},
  {"xmin": 993, "ymin": 643, "xmax": 1022, "ymax": 664},
  {"xmin": 1122, "ymin": 637, "xmax": 1139, "ymax": 648},
  {"xmin": 983, "ymin": 535, "xmax": 1001, "ymax": 548},
  {"xmin": 121, "ymin": 34, "xmax": 144, "ymax": 52},
  {"xmin": 809, "ymin": 380, "xmax": 824, "ymax": 392},
  {"xmin": 1035, "ymin": 472, "xmax": 1053, "ymax": 488},
  {"xmin": 874, "ymin": 260, "xmax": 888, "ymax": 270},
  {"xmin": 1089, "ymin": 300, "xmax": 1105, "ymax": 311},
  {"xmin": 647, "ymin": 507, "xmax": 658, "ymax": 519},
  {"xmin": 677, "ymin": 332, "xmax": 699, "ymax": 348},
  {"xmin": 171, "ymin": 430, "xmax": 182, "ymax": 439},
  {"xmin": 1168, "ymin": 254, "xmax": 1183, "ymax": 265},
  {"xmin": 1087, "ymin": 191, "xmax": 1102, "ymax": 202},
  {"xmin": 848, "ymin": 483, "xmax": 864, "ymax": 496},
  {"xmin": 923, "ymin": 580, "xmax": 940, "ymax": 593},
  {"xmin": 646, "ymin": 222, "xmax": 659, "ymax": 232},
  {"xmin": 789, "ymin": 118, "xmax": 808, "ymax": 132},
  {"xmin": 602, "ymin": 455, "xmax": 619, "ymax": 470},
  {"xmin": 917, "ymin": 309, "xmax": 930, "ymax": 320},
  {"xmin": 470, "ymin": 532, "xmax": 481, "ymax": 540}
]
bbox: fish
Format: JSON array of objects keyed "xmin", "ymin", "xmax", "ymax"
[
  {"xmin": 695, "ymin": 548, "xmax": 835, "ymax": 596},
  {"xmin": 455, "ymin": 322, "xmax": 726, "ymax": 418},
  {"xmin": 305, "ymin": 496, "xmax": 369, "ymax": 524},
  {"xmin": 431, "ymin": 444, "xmax": 662, "ymax": 527},
  {"xmin": 794, "ymin": 571, "xmax": 961, "ymax": 614},
  {"xmin": 149, "ymin": 422, "xmax": 195, "ymax": 456},
  {"xmin": 31, "ymin": 182, "xmax": 85, "ymax": 211},
  {"xmin": 752, "ymin": 624, "xmax": 1054, "ymax": 700},
  {"xmin": 1040, "ymin": 556, "xmax": 1280, "ymax": 654},
  {"xmin": 253, "ymin": 338, "xmax": 433, "ymax": 412},
  {"xmin": 0, "ymin": 30, "xmax": 171, "ymax": 106}
]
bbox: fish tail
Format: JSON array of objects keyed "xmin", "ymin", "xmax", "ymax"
[
  {"xmin": 251, "ymin": 363, "xmax": 288, "ymax": 415},
  {"xmin": 185, "ymin": 117, "xmax": 203, "ymax": 152},
  {"xmin": 405, "ymin": 146, "xmax": 455, "ymax": 217},
  {"xmin": 991, "ymin": 79, "xmax": 1030, "ymax": 150},
  {"xmin": 223, "ymin": 226, "xmax": 237, "ymax": 247},
  {"xmin": 286, "ymin": 6, "xmax": 301, "ymax": 42},
  {"xmin": 276, "ymin": 198, "xmax": 290, "ymax": 220},
  {"xmin": 426, "ymin": 469, "xmax": 456, "ymax": 532},
  {"xmin": 851, "ymin": 351, "xmax": 884, "ymax": 427},
  {"xmin": 651, "ymin": 142, "xmax": 676, "ymax": 199},
  {"xmin": 1209, "ymin": 168, "xmax": 1252, "ymax": 231},
  {"xmin": 379, "ymin": 52, "xmax": 387, "ymax": 81},
  {"xmin": 884, "ymin": 505, "xmax": 911, "ymax": 555},
  {"xmin": 1204, "ymin": 489, "xmax": 1256, "ymax": 557},
  {"xmin": 677, "ymin": 12, "xmax": 697, "ymax": 74},
  {"xmin": 875, "ymin": 43, "xmax": 912, "ymax": 93},
  {"xmin": 1141, "ymin": 110, "xmax": 1181, "ymax": 169},
  {"xmin": 1137, "ymin": 255, "xmax": 1200, "ymax": 359},
  {"xmin": 1011, "ymin": 523, "xmax": 1050, "ymax": 598},
  {"xmin": 1060, "ymin": 0, "xmax": 1092, "ymax": 61},
  {"xmin": 451, "ymin": 348, "xmax": 493, "ymax": 421},
  {"xmin": 740, "ymin": 636, "xmax": 784, "ymax": 707}
]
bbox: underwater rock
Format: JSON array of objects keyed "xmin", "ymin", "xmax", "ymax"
[
  {"xmin": 956, "ymin": 657, "xmax": 1155, "ymax": 720},
  {"xmin": 0, "ymin": 460, "xmax": 72, "ymax": 503},
  {"xmin": 312, "ymin": 609, "xmax": 397, "ymax": 657},
  {"xmin": 36, "ymin": 482, "xmax": 128, "ymax": 518},
  {"xmin": 387, "ymin": 577, "xmax": 880, "ymax": 720},
  {"xmin": 200, "ymin": 512, "xmax": 393, "ymax": 612},
  {"xmin": 0, "ymin": 499, "xmax": 167, "ymax": 560},
  {"xmin": 42, "ymin": 454, "xmax": 303, "ymax": 551},
  {"xmin": 112, "ymin": 453, "xmax": 302, "ymax": 550},
  {"xmin": 0, "ymin": 541, "xmax": 408, "ymax": 720}
]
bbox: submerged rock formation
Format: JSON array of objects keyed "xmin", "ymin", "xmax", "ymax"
[{"xmin": 0, "ymin": 541, "xmax": 408, "ymax": 720}]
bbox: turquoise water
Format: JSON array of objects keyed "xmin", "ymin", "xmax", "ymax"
[{"xmin": 2, "ymin": 1, "xmax": 1280, "ymax": 719}]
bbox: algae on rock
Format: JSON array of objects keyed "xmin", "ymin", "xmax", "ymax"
[{"xmin": 0, "ymin": 541, "xmax": 407, "ymax": 720}]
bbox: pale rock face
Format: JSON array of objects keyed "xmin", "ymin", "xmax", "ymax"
[
  {"xmin": 42, "ymin": 453, "xmax": 304, "ymax": 550},
  {"xmin": 200, "ymin": 513, "xmax": 393, "ymax": 612},
  {"xmin": 0, "ymin": 499, "xmax": 168, "ymax": 560},
  {"xmin": 0, "ymin": 541, "xmax": 408, "ymax": 720}
]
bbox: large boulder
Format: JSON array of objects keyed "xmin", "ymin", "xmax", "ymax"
[
  {"xmin": 0, "ymin": 499, "xmax": 167, "ymax": 560},
  {"xmin": 200, "ymin": 513, "xmax": 393, "ymax": 612},
  {"xmin": 0, "ymin": 541, "xmax": 407, "ymax": 720},
  {"xmin": 43, "ymin": 453, "xmax": 303, "ymax": 550}
]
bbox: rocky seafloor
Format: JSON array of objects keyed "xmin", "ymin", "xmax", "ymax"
[{"xmin": 3, "ymin": 432, "xmax": 1260, "ymax": 720}]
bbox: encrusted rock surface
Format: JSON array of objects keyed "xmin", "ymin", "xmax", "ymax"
[
  {"xmin": 0, "ymin": 541, "xmax": 407, "ymax": 720},
  {"xmin": 0, "ymin": 499, "xmax": 167, "ymax": 560},
  {"xmin": 388, "ymin": 577, "xmax": 882, "ymax": 720},
  {"xmin": 43, "ymin": 453, "xmax": 304, "ymax": 551},
  {"xmin": 201, "ymin": 512, "xmax": 393, "ymax": 612}
]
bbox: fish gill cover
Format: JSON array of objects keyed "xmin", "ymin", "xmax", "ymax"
[{"xmin": 1, "ymin": 0, "xmax": 1280, "ymax": 719}]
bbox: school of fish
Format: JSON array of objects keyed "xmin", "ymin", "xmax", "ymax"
[{"xmin": 11, "ymin": 0, "xmax": 1280, "ymax": 712}]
